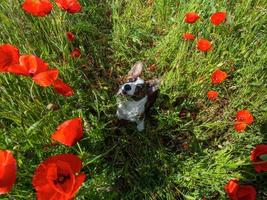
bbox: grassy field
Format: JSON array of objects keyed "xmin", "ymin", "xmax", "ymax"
[{"xmin": 0, "ymin": 0, "xmax": 267, "ymax": 199}]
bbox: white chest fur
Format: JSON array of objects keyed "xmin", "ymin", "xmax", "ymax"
[{"xmin": 116, "ymin": 96, "xmax": 148, "ymax": 122}]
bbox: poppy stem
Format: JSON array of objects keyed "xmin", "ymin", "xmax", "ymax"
[
  {"xmin": 30, "ymin": 81, "xmax": 35, "ymax": 100},
  {"xmin": 77, "ymin": 143, "xmax": 84, "ymax": 155},
  {"xmin": 84, "ymin": 144, "xmax": 118, "ymax": 166}
]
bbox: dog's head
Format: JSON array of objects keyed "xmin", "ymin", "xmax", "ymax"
[
  {"xmin": 118, "ymin": 61, "xmax": 146, "ymax": 100},
  {"xmin": 117, "ymin": 61, "xmax": 160, "ymax": 101}
]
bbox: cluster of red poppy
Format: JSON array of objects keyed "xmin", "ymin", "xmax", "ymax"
[
  {"xmin": 185, "ymin": 13, "xmax": 255, "ymax": 134},
  {"xmin": 224, "ymin": 179, "xmax": 256, "ymax": 200},
  {"xmin": 183, "ymin": 12, "xmax": 227, "ymax": 51},
  {"xmin": 0, "ymin": 117, "xmax": 85, "ymax": 198},
  {"xmin": 234, "ymin": 110, "xmax": 254, "ymax": 132},
  {"xmin": 182, "ymin": 12, "xmax": 227, "ymax": 103},
  {"xmin": 183, "ymin": 12, "xmax": 228, "ymax": 108},
  {"xmin": 207, "ymin": 69, "xmax": 254, "ymax": 133},
  {"xmin": 0, "ymin": 150, "xmax": 86, "ymax": 199},
  {"xmin": 66, "ymin": 32, "xmax": 82, "ymax": 58},
  {"xmin": 1, "ymin": 3, "xmax": 265, "ymax": 199},
  {"xmin": 22, "ymin": 0, "xmax": 81, "ymax": 17},
  {"xmin": 22, "ymin": 0, "xmax": 82, "ymax": 58},
  {"xmin": 224, "ymin": 144, "xmax": 267, "ymax": 200},
  {"xmin": 207, "ymin": 69, "xmax": 227, "ymax": 101},
  {"xmin": 0, "ymin": 44, "xmax": 74, "ymax": 97},
  {"xmin": 0, "ymin": 2, "xmax": 85, "ymax": 198},
  {"xmin": 182, "ymin": 10, "xmax": 266, "ymax": 200}
]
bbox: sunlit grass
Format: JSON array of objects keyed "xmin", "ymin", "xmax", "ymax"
[{"xmin": 0, "ymin": 0, "xmax": 266, "ymax": 199}]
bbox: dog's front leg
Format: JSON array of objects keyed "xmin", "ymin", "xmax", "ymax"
[{"xmin": 136, "ymin": 118, "xmax": 145, "ymax": 131}]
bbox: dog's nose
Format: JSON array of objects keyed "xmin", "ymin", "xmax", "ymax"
[{"xmin": 124, "ymin": 84, "xmax": 131, "ymax": 91}]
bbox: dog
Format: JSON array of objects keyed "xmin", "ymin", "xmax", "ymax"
[{"xmin": 116, "ymin": 61, "xmax": 160, "ymax": 131}]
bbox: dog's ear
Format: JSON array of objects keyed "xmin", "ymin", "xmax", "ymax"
[
  {"xmin": 146, "ymin": 78, "xmax": 160, "ymax": 95},
  {"xmin": 128, "ymin": 61, "xmax": 143, "ymax": 78}
]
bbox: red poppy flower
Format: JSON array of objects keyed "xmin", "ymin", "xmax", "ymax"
[
  {"xmin": 0, "ymin": 150, "xmax": 17, "ymax": 194},
  {"xmin": 182, "ymin": 33, "xmax": 195, "ymax": 40},
  {"xmin": 197, "ymin": 38, "xmax": 212, "ymax": 52},
  {"xmin": 66, "ymin": 32, "xmax": 75, "ymax": 41},
  {"xmin": 32, "ymin": 154, "xmax": 86, "ymax": 200},
  {"xmin": 70, "ymin": 48, "xmax": 81, "ymax": 58},
  {"xmin": 8, "ymin": 55, "xmax": 49, "ymax": 76},
  {"xmin": 184, "ymin": 12, "xmax": 199, "ymax": 24},
  {"xmin": 250, "ymin": 144, "xmax": 267, "ymax": 172},
  {"xmin": 207, "ymin": 90, "xmax": 218, "ymax": 101},
  {"xmin": 236, "ymin": 110, "xmax": 254, "ymax": 125},
  {"xmin": 0, "ymin": 44, "xmax": 19, "ymax": 72},
  {"xmin": 55, "ymin": 0, "xmax": 81, "ymax": 14},
  {"xmin": 53, "ymin": 79, "xmax": 74, "ymax": 97},
  {"xmin": 224, "ymin": 179, "xmax": 256, "ymax": 200},
  {"xmin": 22, "ymin": 0, "xmax": 53, "ymax": 17},
  {"xmin": 33, "ymin": 69, "xmax": 59, "ymax": 87},
  {"xmin": 51, "ymin": 118, "xmax": 83, "ymax": 146},
  {"xmin": 210, "ymin": 12, "xmax": 227, "ymax": 26},
  {"xmin": 211, "ymin": 69, "xmax": 227, "ymax": 84},
  {"xmin": 234, "ymin": 121, "xmax": 247, "ymax": 133}
]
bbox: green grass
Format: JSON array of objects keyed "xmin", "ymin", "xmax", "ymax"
[{"xmin": 0, "ymin": 0, "xmax": 267, "ymax": 199}]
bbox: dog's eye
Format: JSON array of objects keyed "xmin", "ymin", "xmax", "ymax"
[{"xmin": 124, "ymin": 84, "xmax": 132, "ymax": 91}]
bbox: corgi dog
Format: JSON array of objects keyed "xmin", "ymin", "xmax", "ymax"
[{"xmin": 116, "ymin": 61, "xmax": 160, "ymax": 131}]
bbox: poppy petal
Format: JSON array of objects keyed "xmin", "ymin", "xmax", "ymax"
[
  {"xmin": 207, "ymin": 90, "xmax": 218, "ymax": 101},
  {"xmin": 210, "ymin": 12, "xmax": 227, "ymax": 26},
  {"xmin": 53, "ymin": 79, "xmax": 74, "ymax": 97},
  {"xmin": 224, "ymin": 179, "xmax": 257, "ymax": 200},
  {"xmin": 43, "ymin": 154, "xmax": 83, "ymax": 173},
  {"xmin": 70, "ymin": 173, "xmax": 86, "ymax": 197},
  {"xmin": 0, "ymin": 150, "xmax": 17, "ymax": 194},
  {"xmin": 184, "ymin": 12, "xmax": 199, "ymax": 23},
  {"xmin": 211, "ymin": 69, "xmax": 227, "ymax": 84},
  {"xmin": 48, "ymin": 161, "xmax": 75, "ymax": 195},
  {"xmin": 224, "ymin": 179, "xmax": 239, "ymax": 197},
  {"xmin": 22, "ymin": 0, "xmax": 53, "ymax": 17},
  {"xmin": 182, "ymin": 33, "xmax": 195, "ymax": 40},
  {"xmin": 236, "ymin": 110, "xmax": 254, "ymax": 125},
  {"xmin": 19, "ymin": 55, "xmax": 49, "ymax": 76},
  {"xmin": 32, "ymin": 69, "xmax": 59, "ymax": 87},
  {"xmin": 70, "ymin": 48, "xmax": 81, "ymax": 58},
  {"xmin": 66, "ymin": 32, "xmax": 75, "ymax": 41},
  {"xmin": 234, "ymin": 121, "xmax": 247, "ymax": 132},
  {"xmin": 55, "ymin": 0, "xmax": 81, "ymax": 14},
  {"xmin": 237, "ymin": 185, "xmax": 256, "ymax": 200},
  {"xmin": 36, "ymin": 184, "xmax": 64, "ymax": 200},
  {"xmin": 197, "ymin": 38, "xmax": 212, "ymax": 52},
  {"xmin": 51, "ymin": 118, "xmax": 83, "ymax": 147},
  {"xmin": 33, "ymin": 154, "xmax": 84, "ymax": 200},
  {"xmin": 7, "ymin": 64, "xmax": 30, "ymax": 76},
  {"xmin": 0, "ymin": 44, "xmax": 19, "ymax": 72},
  {"xmin": 250, "ymin": 144, "xmax": 267, "ymax": 172},
  {"xmin": 32, "ymin": 164, "xmax": 51, "ymax": 191}
]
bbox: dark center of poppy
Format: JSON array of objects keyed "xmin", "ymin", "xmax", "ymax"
[{"xmin": 53, "ymin": 174, "xmax": 70, "ymax": 185}]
